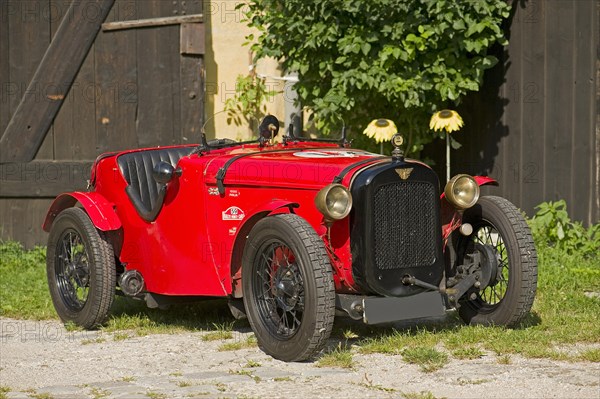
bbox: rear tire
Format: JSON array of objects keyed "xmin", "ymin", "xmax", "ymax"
[
  {"xmin": 47, "ymin": 208, "xmax": 116, "ymax": 329},
  {"xmin": 242, "ymin": 214, "xmax": 335, "ymax": 362},
  {"xmin": 457, "ymin": 196, "xmax": 537, "ymax": 327}
]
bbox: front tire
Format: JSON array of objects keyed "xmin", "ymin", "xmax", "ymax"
[
  {"xmin": 457, "ymin": 196, "xmax": 537, "ymax": 326},
  {"xmin": 46, "ymin": 208, "xmax": 116, "ymax": 329},
  {"xmin": 242, "ymin": 214, "xmax": 335, "ymax": 362}
]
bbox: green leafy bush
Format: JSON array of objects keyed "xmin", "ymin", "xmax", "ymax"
[
  {"xmin": 224, "ymin": 74, "xmax": 278, "ymax": 137},
  {"xmin": 529, "ymin": 200, "xmax": 599, "ymax": 258},
  {"xmin": 242, "ymin": 0, "xmax": 511, "ymax": 155}
]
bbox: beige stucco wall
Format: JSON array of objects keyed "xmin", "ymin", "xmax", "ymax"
[{"xmin": 204, "ymin": 1, "xmax": 285, "ymax": 140}]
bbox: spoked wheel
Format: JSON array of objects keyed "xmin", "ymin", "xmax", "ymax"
[
  {"xmin": 457, "ymin": 196, "xmax": 538, "ymax": 326},
  {"xmin": 253, "ymin": 241, "xmax": 305, "ymax": 338},
  {"xmin": 56, "ymin": 230, "xmax": 91, "ymax": 310},
  {"xmin": 47, "ymin": 208, "xmax": 116, "ymax": 329},
  {"xmin": 242, "ymin": 214, "xmax": 335, "ymax": 362}
]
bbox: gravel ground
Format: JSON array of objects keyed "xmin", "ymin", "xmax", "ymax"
[{"xmin": 1, "ymin": 318, "xmax": 599, "ymax": 399}]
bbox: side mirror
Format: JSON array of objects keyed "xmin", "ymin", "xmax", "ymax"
[{"xmin": 152, "ymin": 161, "xmax": 177, "ymax": 185}]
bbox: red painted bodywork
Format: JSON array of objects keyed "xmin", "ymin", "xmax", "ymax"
[
  {"xmin": 43, "ymin": 141, "xmax": 497, "ymax": 298},
  {"xmin": 42, "ymin": 192, "xmax": 122, "ymax": 232}
]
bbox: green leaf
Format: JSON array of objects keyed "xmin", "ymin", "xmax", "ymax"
[
  {"xmin": 557, "ymin": 223, "xmax": 565, "ymax": 240},
  {"xmin": 453, "ymin": 20, "xmax": 465, "ymax": 30},
  {"xmin": 450, "ymin": 136, "xmax": 462, "ymax": 149},
  {"xmin": 361, "ymin": 42, "xmax": 372, "ymax": 56}
]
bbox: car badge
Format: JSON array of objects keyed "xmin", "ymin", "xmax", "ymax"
[{"xmin": 395, "ymin": 168, "xmax": 413, "ymax": 180}]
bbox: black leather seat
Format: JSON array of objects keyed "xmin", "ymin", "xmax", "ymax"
[{"xmin": 117, "ymin": 147, "xmax": 194, "ymax": 222}]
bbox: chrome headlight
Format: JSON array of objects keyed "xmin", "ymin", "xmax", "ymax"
[
  {"xmin": 444, "ymin": 174, "xmax": 480, "ymax": 210},
  {"xmin": 315, "ymin": 184, "xmax": 353, "ymax": 221}
]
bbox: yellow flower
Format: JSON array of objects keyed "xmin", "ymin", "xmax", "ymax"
[
  {"xmin": 363, "ymin": 119, "xmax": 398, "ymax": 143},
  {"xmin": 429, "ymin": 109, "xmax": 464, "ymax": 133}
]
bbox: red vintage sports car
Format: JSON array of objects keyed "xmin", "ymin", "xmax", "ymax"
[{"xmin": 43, "ymin": 116, "xmax": 537, "ymax": 361}]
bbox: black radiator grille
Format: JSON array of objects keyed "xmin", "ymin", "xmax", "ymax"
[{"xmin": 373, "ymin": 182, "xmax": 437, "ymax": 270}]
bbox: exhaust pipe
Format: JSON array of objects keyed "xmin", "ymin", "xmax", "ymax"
[{"xmin": 118, "ymin": 270, "xmax": 145, "ymax": 297}]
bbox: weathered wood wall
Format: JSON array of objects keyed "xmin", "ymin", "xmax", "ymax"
[
  {"xmin": 0, "ymin": 0, "xmax": 204, "ymax": 247},
  {"xmin": 431, "ymin": 0, "xmax": 599, "ymax": 225}
]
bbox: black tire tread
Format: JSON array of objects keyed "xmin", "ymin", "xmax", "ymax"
[
  {"xmin": 47, "ymin": 207, "xmax": 116, "ymax": 329},
  {"xmin": 460, "ymin": 196, "xmax": 537, "ymax": 327},
  {"xmin": 275, "ymin": 214, "xmax": 336, "ymax": 360},
  {"xmin": 243, "ymin": 213, "xmax": 335, "ymax": 361}
]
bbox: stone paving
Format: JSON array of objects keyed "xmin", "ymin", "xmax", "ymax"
[{"xmin": 1, "ymin": 318, "xmax": 599, "ymax": 399}]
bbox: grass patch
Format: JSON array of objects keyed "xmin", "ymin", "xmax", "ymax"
[
  {"xmin": 81, "ymin": 337, "xmax": 106, "ymax": 345},
  {"xmin": 578, "ymin": 348, "xmax": 600, "ymax": 362},
  {"xmin": 228, "ymin": 369, "xmax": 261, "ymax": 383},
  {"xmin": 214, "ymin": 382, "xmax": 227, "ymax": 392},
  {"xmin": 176, "ymin": 381, "xmax": 193, "ymax": 388},
  {"xmin": 201, "ymin": 322, "xmax": 234, "ymax": 341},
  {"xmin": 497, "ymin": 354, "xmax": 511, "ymax": 364},
  {"xmin": 89, "ymin": 387, "xmax": 110, "ymax": 399},
  {"xmin": 145, "ymin": 391, "xmax": 166, "ymax": 399},
  {"xmin": 456, "ymin": 377, "xmax": 490, "ymax": 385},
  {"xmin": 401, "ymin": 391, "xmax": 443, "ymax": 399},
  {"xmin": 359, "ymin": 328, "xmax": 440, "ymax": 355},
  {"xmin": 25, "ymin": 391, "xmax": 53, "ymax": 399},
  {"xmin": 0, "ymin": 386, "xmax": 10, "ymax": 399},
  {"xmin": 64, "ymin": 321, "xmax": 83, "ymax": 332},
  {"xmin": 358, "ymin": 383, "xmax": 395, "ymax": 393},
  {"xmin": 358, "ymin": 375, "xmax": 396, "ymax": 393},
  {"xmin": 101, "ymin": 297, "xmax": 243, "ymax": 336},
  {"xmin": 244, "ymin": 360, "xmax": 261, "ymax": 368},
  {"xmin": 0, "ymin": 242, "xmax": 54, "ymax": 319},
  {"xmin": 218, "ymin": 335, "xmax": 257, "ymax": 351},
  {"xmin": 119, "ymin": 376, "xmax": 136, "ymax": 382},
  {"xmin": 401, "ymin": 346, "xmax": 448, "ymax": 372},
  {"xmin": 451, "ymin": 346, "xmax": 484, "ymax": 360},
  {"xmin": 273, "ymin": 376, "xmax": 293, "ymax": 382},
  {"xmin": 317, "ymin": 345, "xmax": 355, "ymax": 369},
  {"xmin": 113, "ymin": 332, "xmax": 132, "ymax": 341}
]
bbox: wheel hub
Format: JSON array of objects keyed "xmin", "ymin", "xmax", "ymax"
[
  {"xmin": 273, "ymin": 267, "xmax": 301, "ymax": 311},
  {"xmin": 66, "ymin": 259, "xmax": 89, "ymax": 287},
  {"xmin": 476, "ymin": 243, "xmax": 500, "ymax": 288}
]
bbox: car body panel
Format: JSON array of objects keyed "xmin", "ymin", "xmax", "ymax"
[{"xmin": 42, "ymin": 191, "xmax": 121, "ymax": 232}]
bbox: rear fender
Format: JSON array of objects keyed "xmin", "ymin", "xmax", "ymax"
[
  {"xmin": 441, "ymin": 176, "xmax": 499, "ymax": 242},
  {"xmin": 42, "ymin": 192, "xmax": 122, "ymax": 232},
  {"xmin": 230, "ymin": 200, "xmax": 299, "ymax": 297}
]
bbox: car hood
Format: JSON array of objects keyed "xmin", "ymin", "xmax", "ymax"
[{"xmin": 199, "ymin": 145, "xmax": 384, "ymax": 189}]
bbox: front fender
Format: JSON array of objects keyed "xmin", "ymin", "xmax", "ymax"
[
  {"xmin": 247, "ymin": 199, "xmax": 300, "ymax": 218},
  {"xmin": 229, "ymin": 200, "xmax": 299, "ymax": 297},
  {"xmin": 473, "ymin": 175, "xmax": 499, "ymax": 188},
  {"xmin": 42, "ymin": 192, "xmax": 122, "ymax": 232},
  {"xmin": 441, "ymin": 176, "xmax": 499, "ymax": 242}
]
